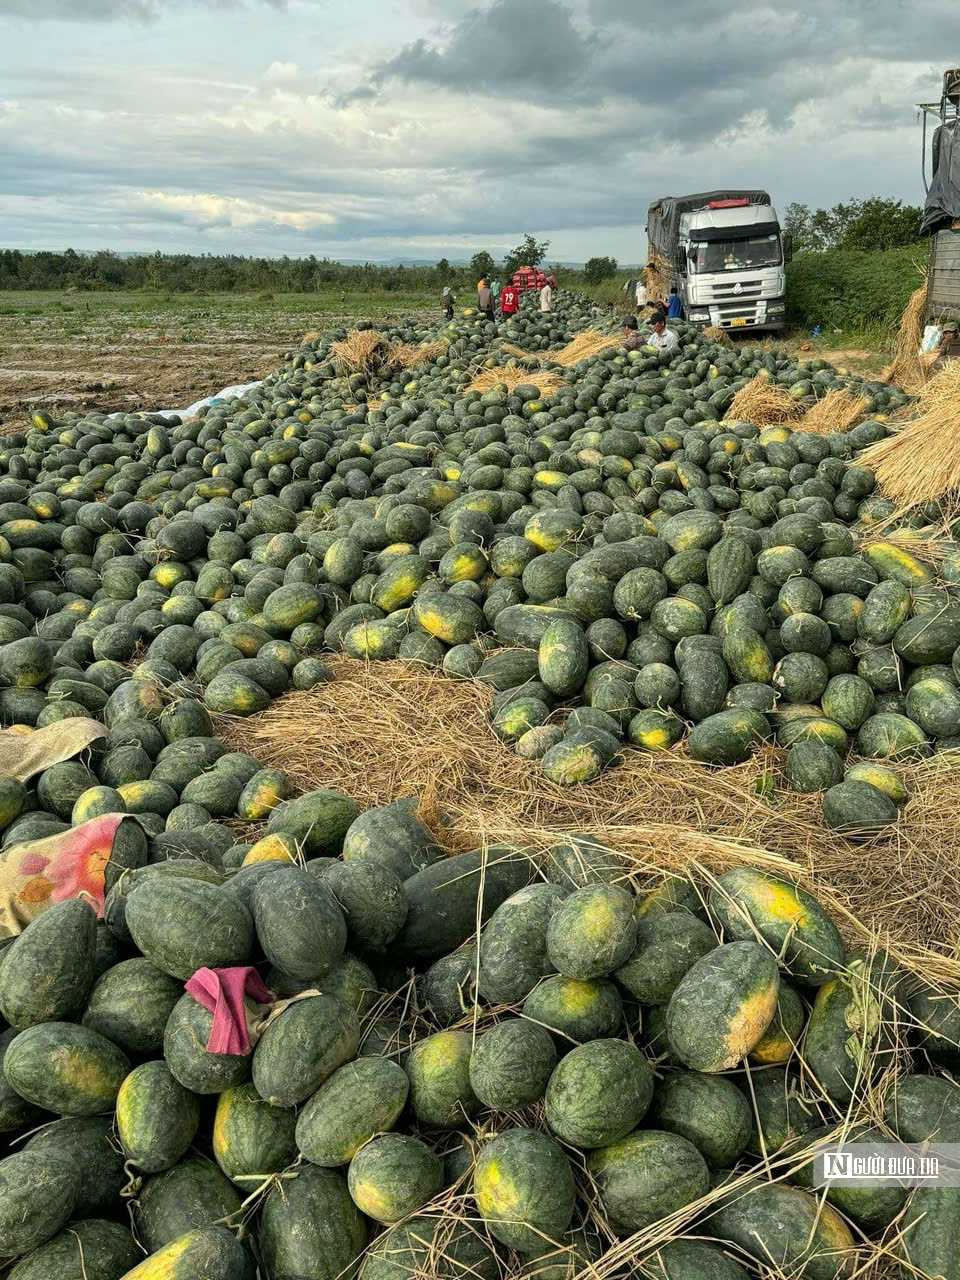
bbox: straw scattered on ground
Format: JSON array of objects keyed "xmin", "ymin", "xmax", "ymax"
[
  {"xmin": 882, "ymin": 284, "xmax": 928, "ymax": 390},
  {"xmin": 797, "ymin": 388, "xmax": 870, "ymax": 434},
  {"xmin": 466, "ymin": 366, "xmax": 568, "ymax": 396},
  {"xmin": 860, "ymin": 359, "xmax": 960, "ymax": 508},
  {"xmin": 725, "ymin": 375, "xmax": 801, "ymax": 426},
  {"xmin": 219, "ymin": 655, "xmax": 960, "ymax": 966}
]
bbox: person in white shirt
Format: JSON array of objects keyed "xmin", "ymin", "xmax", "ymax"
[
  {"xmin": 540, "ymin": 282, "xmax": 553, "ymax": 312},
  {"xmin": 635, "ymin": 276, "xmax": 647, "ymax": 309},
  {"xmin": 646, "ymin": 312, "xmax": 679, "ymax": 352}
]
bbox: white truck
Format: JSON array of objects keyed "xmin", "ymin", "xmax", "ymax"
[{"xmin": 645, "ymin": 190, "xmax": 790, "ymax": 333}]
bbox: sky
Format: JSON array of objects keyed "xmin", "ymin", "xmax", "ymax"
[{"xmin": 0, "ymin": 0, "xmax": 954, "ymax": 263}]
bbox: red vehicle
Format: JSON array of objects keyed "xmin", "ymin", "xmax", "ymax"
[{"xmin": 509, "ymin": 265, "xmax": 547, "ymax": 293}]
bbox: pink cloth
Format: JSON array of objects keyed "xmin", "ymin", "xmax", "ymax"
[{"xmin": 184, "ymin": 966, "xmax": 274, "ymax": 1056}]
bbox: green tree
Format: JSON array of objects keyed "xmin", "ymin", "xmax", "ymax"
[
  {"xmin": 502, "ymin": 234, "xmax": 551, "ymax": 275},
  {"xmin": 469, "ymin": 250, "xmax": 497, "ymax": 281},
  {"xmin": 583, "ymin": 255, "xmax": 618, "ymax": 284},
  {"xmin": 435, "ymin": 257, "xmax": 452, "ymax": 279},
  {"xmin": 840, "ymin": 197, "xmax": 923, "ymax": 251}
]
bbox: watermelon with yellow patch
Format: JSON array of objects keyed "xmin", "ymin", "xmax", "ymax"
[
  {"xmin": 862, "ymin": 540, "xmax": 932, "ymax": 587},
  {"xmin": 213, "ymin": 1082, "xmax": 297, "ymax": 1186},
  {"xmin": 237, "ymin": 768, "xmax": 291, "ymax": 821},
  {"xmin": 405, "ymin": 1029, "xmax": 479, "ymax": 1129},
  {"xmin": 708, "ymin": 1183, "xmax": 855, "ymax": 1280},
  {"xmin": 242, "ymin": 832, "xmax": 298, "ymax": 865},
  {"xmin": 117, "ymin": 1226, "xmax": 254, "ymax": 1280},
  {"xmin": 3, "ymin": 1021, "xmax": 129, "ymax": 1116},
  {"xmin": 708, "ymin": 867, "xmax": 845, "ymax": 986},
  {"xmin": 545, "ymin": 884, "xmax": 637, "ymax": 981},
  {"xmin": 522, "ymin": 975, "xmax": 623, "ymax": 1044},
  {"xmin": 347, "ymin": 1133, "xmax": 443, "ymax": 1223},
  {"xmin": 748, "ymin": 982, "xmax": 806, "ymax": 1064},
  {"xmin": 666, "ymin": 941, "xmax": 779, "ymax": 1072},
  {"xmin": 411, "ymin": 592, "xmax": 484, "ymax": 645},
  {"xmin": 473, "ymin": 1127, "xmax": 576, "ymax": 1253},
  {"xmin": 116, "ymin": 1059, "xmax": 198, "ymax": 1174}
]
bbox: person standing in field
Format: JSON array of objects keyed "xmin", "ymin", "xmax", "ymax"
[
  {"xmin": 635, "ymin": 273, "xmax": 647, "ymax": 310},
  {"xmin": 491, "ymin": 279, "xmax": 501, "ymax": 304},
  {"xmin": 499, "ymin": 281, "xmax": 519, "ymax": 319},
  {"xmin": 665, "ymin": 287, "xmax": 682, "ymax": 319},
  {"xmin": 540, "ymin": 279, "xmax": 553, "ymax": 312},
  {"xmin": 441, "ymin": 285, "xmax": 455, "ymax": 319},
  {"xmin": 477, "ymin": 280, "xmax": 494, "ymax": 320}
]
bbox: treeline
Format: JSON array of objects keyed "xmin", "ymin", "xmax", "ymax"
[{"xmin": 0, "ymin": 249, "xmax": 465, "ymax": 294}]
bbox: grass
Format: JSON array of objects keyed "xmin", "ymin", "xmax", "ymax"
[{"xmin": 0, "ymin": 288, "xmax": 436, "ymax": 326}]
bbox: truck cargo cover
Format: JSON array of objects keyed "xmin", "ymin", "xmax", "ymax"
[
  {"xmin": 923, "ymin": 121, "xmax": 960, "ymax": 235},
  {"xmin": 647, "ymin": 190, "xmax": 771, "ymax": 255}
]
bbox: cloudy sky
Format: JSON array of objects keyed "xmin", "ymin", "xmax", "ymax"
[{"xmin": 0, "ymin": 0, "xmax": 953, "ymax": 262}]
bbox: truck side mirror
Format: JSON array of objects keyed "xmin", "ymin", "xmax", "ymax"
[{"xmin": 783, "ymin": 233, "xmax": 793, "ymax": 264}]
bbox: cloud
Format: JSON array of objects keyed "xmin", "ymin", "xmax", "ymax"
[
  {"xmin": 0, "ymin": 0, "xmax": 949, "ymax": 260},
  {"xmin": 0, "ymin": 0, "xmax": 285, "ymax": 19}
]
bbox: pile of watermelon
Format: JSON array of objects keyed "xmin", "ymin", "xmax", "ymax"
[
  {"xmin": 0, "ymin": 805, "xmax": 958, "ymax": 1279},
  {"xmin": 0, "ymin": 291, "xmax": 951, "ymax": 841}
]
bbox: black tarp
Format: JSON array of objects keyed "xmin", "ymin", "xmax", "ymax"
[
  {"xmin": 923, "ymin": 120, "xmax": 960, "ymax": 235},
  {"xmin": 688, "ymin": 221, "xmax": 780, "ymax": 243},
  {"xmin": 646, "ymin": 190, "xmax": 771, "ymax": 258}
]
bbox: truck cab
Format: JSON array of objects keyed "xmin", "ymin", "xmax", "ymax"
[{"xmin": 647, "ymin": 191, "xmax": 789, "ymax": 333}]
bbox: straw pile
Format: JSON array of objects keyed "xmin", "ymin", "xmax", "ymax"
[
  {"xmin": 547, "ymin": 329, "xmax": 621, "ymax": 367},
  {"xmin": 330, "ymin": 329, "xmax": 447, "ymax": 376},
  {"xmin": 219, "ymin": 656, "xmax": 960, "ymax": 964},
  {"xmin": 387, "ymin": 338, "xmax": 448, "ymax": 369},
  {"xmin": 703, "ymin": 325, "xmax": 733, "ymax": 347},
  {"xmin": 797, "ymin": 388, "xmax": 870, "ymax": 434},
  {"xmin": 859, "ymin": 359, "xmax": 960, "ymax": 508},
  {"xmin": 330, "ymin": 328, "xmax": 387, "ymax": 376},
  {"xmin": 881, "ymin": 284, "xmax": 928, "ymax": 389},
  {"xmin": 644, "ymin": 249, "xmax": 671, "ymax": 303},
  {"xmin": 465, "ymin": 366, "xmax": 568, "ymax": 396},
  {"xmin": 725, "ymin": 375, "xmax": 800, "ymax": 426}
]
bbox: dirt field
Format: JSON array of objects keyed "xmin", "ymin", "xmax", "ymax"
[{"xmin": 0, "ymin": 291, "xmax": 434, "ymax": 428}]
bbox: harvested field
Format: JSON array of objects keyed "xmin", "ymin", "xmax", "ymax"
[{"xmin": 0, "ymin": 291, "xmax": 434, "ymax": 427}]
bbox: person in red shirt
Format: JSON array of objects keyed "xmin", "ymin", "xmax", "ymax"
[{"xmin": 500, "ymin": 283, "xmax": 519, "ymax": 317}]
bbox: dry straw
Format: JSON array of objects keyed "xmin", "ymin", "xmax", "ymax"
[
  {"xmin": 882, "ymin": 285, "xmax": 929, "ymax": 390},
  {"xmin": 798, "ymin": 389, "xmax": 870, "ymax": 435},
  {"xmin": 859, "ymin": 359, "xmax": 960, "ymax": 509},
  {"xmin": 725, "ymin": 375, "xmax": 801, "ymax": 426},
  {"xmin": 498, "ymin": 329, "xmax": 621, "ymax": 368},
  {"xmin": 218, "ymin": 655, "xmax": 960, "ymax": 965},
  {"xmin": 330, "ymin": 329, "xmax": 447, "ymax": 377},
  {"xmin": 703, "ymin": 324, "xmax": 734, "ymax": 347},
  {"xmin": 465, "ymin": 366, "xmax": 568, "ymax": 396}
]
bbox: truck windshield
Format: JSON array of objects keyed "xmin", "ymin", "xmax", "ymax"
[{"xmin": 690, "ymin": 235, "xmax": 781, "ymax": 273}]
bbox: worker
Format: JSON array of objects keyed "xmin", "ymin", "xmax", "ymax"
[
  {"xmin": 646, "ymin": 311, "xmax": 679, "ymax": 352},
  {"xmin": 934, "ymin": 319, "xmax": 960, "ymax": 368},
  {"xmin": 490, "ymin": 279, "xmax": 501, "ymax": 303},
  {"xmin": 665, "ymin": 287, "xmax": 682, "ymax": 319},
  {"xmin": 477, "ymin": 280, "xmax": 494, "ymax": 320},
  {"xmin": 441, "ymin": 285, "xmax": 455, "ymax": 319},
  {"xmin": 540, "ymin": 279, "xmax": 553, "ymax": 312},
  {"xmin": 635, "ymin": 274, "xmax": 647, "ymax": 310},
  {"xmin": 500, "ymin": 281, "xmax": 519, "ymax": 318},
  {"xmin": 621, "ymin": 315, "xmax": 646, "ymax": 350}
]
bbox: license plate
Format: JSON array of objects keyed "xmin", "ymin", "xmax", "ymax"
[{"xmin": 729, "ymin": 317, "xmax": 747, "ymax": 327}]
